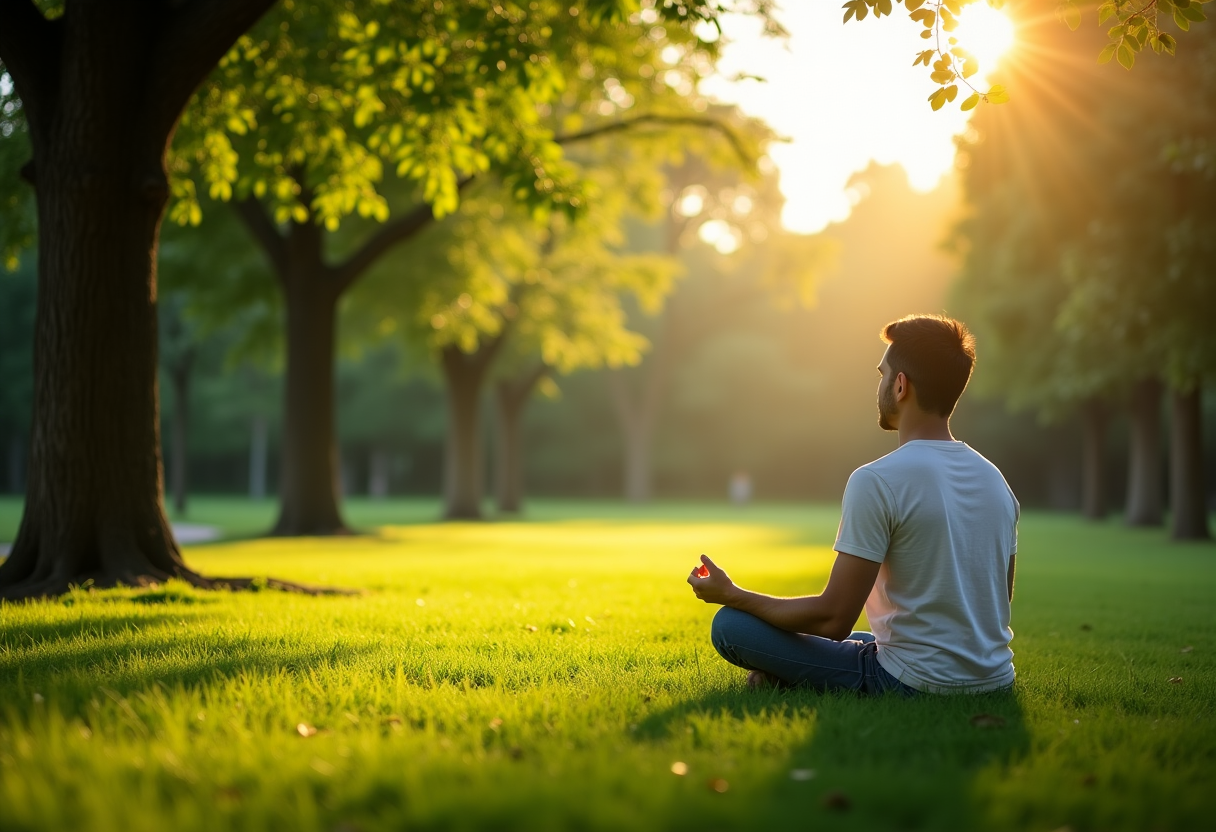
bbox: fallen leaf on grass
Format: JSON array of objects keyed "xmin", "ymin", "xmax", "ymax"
[
  {"xmin": 296, "ymin": 723, "xmax": 318, "ymax": 737},
  {"xmin": 789, "ymin": 768, "xmax": 816, "ymax": 781},
  {"xmin": 1168, "ymin": 676, "xmax": 1184, "ymax": 684},
  {"xmin": 489, "ymin": 717, "xmax": 504, "ymax": 730},
  {"xmin": 671, "ymin": 762, "xmax": 688, "ymax": 776},
  {"xmin": 821, "ymin": 790, "xmax": 851, "ymax": 811},
  {"xmin": 524, "ymin": 625, "xmax": 538, "ymax": 632},
  {"xmin": 970, "ymin": 713, "xmax": 1007, "ymax": 728},
  {"xmin": 708, "ymin": 778, "xmax": 729, "ymax": 793},
  {"xmin": 1180, "ymin": 646, "xmax": 1193, "ymax": 654}
]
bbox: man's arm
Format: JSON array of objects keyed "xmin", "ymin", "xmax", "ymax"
[
  {"xmin": 1007, "ymin": 553, "xmax": 1016, "ymax": 603},
  {"xmin": 687, "ymin": 552, "xmax": 880, "ymax": 641}
]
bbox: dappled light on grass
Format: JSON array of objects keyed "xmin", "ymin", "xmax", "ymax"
[{"xmin": 1, "ymin": 512, "xmax": 1213, "ymax": 831}]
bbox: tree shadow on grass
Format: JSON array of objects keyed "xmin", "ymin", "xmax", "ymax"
[
  {"xmin": 641, "ymin": 683, "xmax": 1029, "ymax": 832},
  {"xmin": 0, "ymin": 608, "xmax": 375, "ymax": 718}
]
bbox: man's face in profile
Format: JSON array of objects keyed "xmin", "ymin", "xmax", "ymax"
[{"xmin": 877, "ymin": 349, "xmax": 898, "ymax": 432}]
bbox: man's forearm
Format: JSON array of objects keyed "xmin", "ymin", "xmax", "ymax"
[{"xmin": 724, "ymin": 587, "xmax": 853, "ymax": 641}]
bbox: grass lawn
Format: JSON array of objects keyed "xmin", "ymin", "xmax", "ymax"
[{"xmin": 1, "ymin": 502, "xmax": 1214, "ymax": 832}]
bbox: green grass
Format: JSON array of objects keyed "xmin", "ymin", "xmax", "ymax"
[{"xmin": 1, "ymin": 504, "xmax": 1214, "ymax": 832}]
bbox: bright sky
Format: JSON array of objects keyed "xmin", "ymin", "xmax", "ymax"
[{"xmin": 699, "ymin": 3, "xmax": 1016, "ymax": 233}]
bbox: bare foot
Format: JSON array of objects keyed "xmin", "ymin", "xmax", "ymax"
[{"xmin": 746, "ymin": 670, "xmax": 779, "ymax": 690}]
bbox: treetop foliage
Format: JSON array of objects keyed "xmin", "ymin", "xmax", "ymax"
[{"xmin": 169, "ymin": 0, "xmax": 775, "ymax": 233}]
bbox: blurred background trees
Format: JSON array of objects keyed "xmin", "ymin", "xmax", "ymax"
[{"xmin": 1, "ymin": 0, "xmax": 1213, "ymax": 565}]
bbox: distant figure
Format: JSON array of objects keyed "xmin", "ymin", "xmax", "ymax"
[
  {"xmin": 688, "ymin": 315, "xmax": 1019, "ymax": 695},
  {"xmin": 729, "ymin": 470, "xmax": 753, "ymax": 506}
]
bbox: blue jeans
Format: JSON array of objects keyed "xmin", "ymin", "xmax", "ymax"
[{"xmin": 711, "ymin": 607, "xmax": 916, "ymax": 696}]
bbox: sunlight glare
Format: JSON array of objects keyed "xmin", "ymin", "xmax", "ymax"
[{"xmin": 953, "ymin": 3, "xmax": 1017, "ymax": 77}]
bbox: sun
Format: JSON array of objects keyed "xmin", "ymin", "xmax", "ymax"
[{"xmin": 953, "ymin": 3, "xmax": 1017, "ymax": 77}]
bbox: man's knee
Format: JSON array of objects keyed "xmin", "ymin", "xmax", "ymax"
[{"xmin": 710, "ymin": 606, "xmax": 755, "ymax": 660}]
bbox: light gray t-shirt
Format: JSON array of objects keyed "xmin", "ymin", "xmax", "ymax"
[{"xmin": 834, "ymin": 440, "xmax": 1018, "ymax": 694}]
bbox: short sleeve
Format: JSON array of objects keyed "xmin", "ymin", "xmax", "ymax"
[
  {"xmin": 834, "ymin": 467, "xmax": 897, "ymax": 563},
  {"xmin": 1010, "ymin": 493, "xmax": 1020, "ymax": 555}
]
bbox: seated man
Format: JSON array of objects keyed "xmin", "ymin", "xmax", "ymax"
[{"xmin": 688, "ymin": 314, "xmax": 1018, "ymax": 695}]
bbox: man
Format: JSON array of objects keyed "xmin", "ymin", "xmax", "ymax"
[{"xmin": 688, "ymin": 314, "xmax": 1018, "ymax": 695}]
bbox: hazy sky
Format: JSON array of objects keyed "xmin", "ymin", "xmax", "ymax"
[{"xmin": 700, "ymin": 3, "xmax": 1016, "ymax": 233}]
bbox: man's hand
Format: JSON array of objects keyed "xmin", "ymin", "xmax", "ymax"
[{"xmin": 687, "ymin": 554, "xmax": 737, "ymax": 605}]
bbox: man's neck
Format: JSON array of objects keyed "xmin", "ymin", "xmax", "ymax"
[{"xmin": 896, "ymin": 417, "xmax": 955, "ymax": 447}]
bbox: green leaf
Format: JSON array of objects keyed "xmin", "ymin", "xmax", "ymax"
[
  {"xmin": 1174, "ymin": 9, "xmax": 1192, "ymax": 28},
  {"xmin": 1160, "ymin": 32, "xmax": 1178, "ymax": 54},
  {"xmin": 1116, "ymin": 41, "xmax": 1135, "ymax": 69},
  {"xmin": 961, "ymin": 92, "xmax": 981, "ymax": 110},
  {"xmin": 1097, "ymin": 2, "xmax": 1116, "ymax": 24},
  {"xmin": 1064, "ymin": 2, "xmax": 1082, "ymax": 29},
  {"xmin": 1097, "ymin": 42, "xmax": 1118, "ymax": 63},
  {"xmin": 1181, "ymin": 4, "xmax": 1206, "ymax": 19}
]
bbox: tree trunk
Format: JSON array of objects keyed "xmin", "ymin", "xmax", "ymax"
[
  {"xmin": 440, "ymin": 339, "xmax": 507, "ymax": 520},
  {"xmin": 0, "ymin": 0, "xmax": 323, "ymax": 598},
  {"xmin": 368, "ymin": 448, "xmax": 390, "ymax": 498},
  {"xmin": 1125, "ymin": 377, "xmax": 1164, "ymax": 527},
  {"xmin": 608, "ymin": 348, "xmax": 672, "ymax": 503},
  {"xmin": 249, "ymin": 415, "xmax": 268, "ymax": 499},
  {"xmin": 168, "ymin": 352, "xmax": 193, "ymax": 517},
  {"xmin": 272, "ymin": 240, "xmax": 348, "ymax": 535},
  {"xmin": 1170, "ymin": 386, "xmax": 1211, "ymax": 541},
  {"xmin": 494, "ymin": 365, "xmax": 548, "ymax": 514},
  {"xmin": 1080, "ymin": 399, "xmax": 1108, "ymax": 521}
]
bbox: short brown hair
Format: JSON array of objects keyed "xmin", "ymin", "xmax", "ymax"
[{"xmin": 881, "ymin": 315, "xmax": 976, "ymax": 417}]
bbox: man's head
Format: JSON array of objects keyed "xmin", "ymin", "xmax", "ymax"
[{"xmin": 876, "ymin": 315, "xmax": 976, "ymax": 431}]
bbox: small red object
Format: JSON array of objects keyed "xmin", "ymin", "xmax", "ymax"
[{"xmin": 696, "ymin": 564, "xmax": 710, "ymax": 578}]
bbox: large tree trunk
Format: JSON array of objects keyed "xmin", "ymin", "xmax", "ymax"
[
  {"xmin": 1170, "ymin": 386, "xmax": 1211, "ymax": 541},
  {"xmin": 1080, "ymin": 399, "xmax": 1108, "ymax": 521},
  {"xmin": 494, "ymin": 364, "xmax": 549, "ymax": 514},
  {"xmin": 1125, "ymin": 377, "xmax": 1164, "ymax": 527},
  {"xmin": 0, "ymin": 0, "xmax": 278, "ymax": 599},
  {"xmin": 168, "ymin": 353, "xmax": 194, "ymax": 517},
  {"xmin": 440, "ymin": 339, "xmax": 507, "ymax": 520},
  {"xmin": 272, "ymin": 227, "xmax": 348, "ymax": 535}
]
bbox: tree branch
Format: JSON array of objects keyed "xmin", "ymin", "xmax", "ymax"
[
  {"xmin": 0, "ymin": 0, "xmax": 59, "ymax": 140},
  {"xmin": 232, "ymin": 198, "xmax": 287, "ymax": 283},
  {"xmin": 334, "ymin": 176, "xmax": 475, "ymax": 294},
  {"xmin": 555, "ymin": 115, "xmax": 755, "ymax": 168},
  {"xmin": 149, "ymin": 0, "xmax": 279, "ymax": 139}
]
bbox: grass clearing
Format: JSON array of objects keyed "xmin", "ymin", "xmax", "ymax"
[{"xmin": 1, "ymin": 504, "xmax": 1214, "ymax": 831}]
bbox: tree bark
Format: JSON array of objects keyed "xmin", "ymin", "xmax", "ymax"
[
  {"xmin": 440, "ymin": 338, "xmax": 507, "ymax": 520},
  {"xmin": 7, "ymin": 436, "xmax": 23, "ymax": 494},
  {"xmin": 494, "ymin": 364, "xmax": 549, "ymax": 514},
  {"xmin": 1169, "ymin": 386, "xmax": 1211, "ymax": 541},
  {"xmin": 1080, "ymin": 399, "xmax": 1108, "ymax": 521},
  {"xmin": 271, "ymin": 218, "xmax": 348, "ymax": 536},
  {"xmin": 168, "ymin": 350, "xmax": 194, "ymax": 517},
  {"xmin": 1125, "ymin": 377, "xmax": 1164, "ymax": 527},
  {"xmin": 0, "ymin": 0, "xmax": 279, "ymax": 599}
]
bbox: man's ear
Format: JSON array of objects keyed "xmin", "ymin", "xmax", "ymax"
[{"xmin": 895, "ymin": 372, "xmax": 909, "ymax": 402}]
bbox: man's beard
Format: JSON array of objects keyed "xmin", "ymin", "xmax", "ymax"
[{"xmin": 877, "ymin": 378, "xmax": 898, "ymax": 431}]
